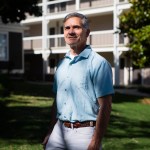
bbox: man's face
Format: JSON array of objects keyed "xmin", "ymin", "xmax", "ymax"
[{"xmin": 64, "ymin": 17, "xmax": 89, "ymax": 47}]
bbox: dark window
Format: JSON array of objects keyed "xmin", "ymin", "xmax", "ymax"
[
  {"xmin": 60, "ymin": 2, "xmax": 66, "ymax": 11},
  {"xmin": 50, "ymin": 58, "xmax": 55, "ymax": 68},
  {"xmin": 49, "ymin": 4, "xmax": 55, "ymax": 13},
  {"xmin": 120, "ymin": 58, "xmax": 124, "ymax": 69},
  {"xmin": 9, "ymin": 32, "xmax": 22, "ymax": 69},
  {"xmin": 49, "ymin": 28, "xmax": 55, "ymax": 35},
  {"xmin": 61, "ymin": 26, "xmax": 64, "ymax": 34},
  {"xmin": 49, "ymin": 28, "xmax": 55, "ymax": 47}
]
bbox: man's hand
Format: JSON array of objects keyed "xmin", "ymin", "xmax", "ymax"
[
  {"xmin": 87, "ymin": 138, "xmax": 101, "ymax": 150},
  {"xmin": 42, "ymin": 133, "xmax": 50, "ymax": 150},
  {"xmin": 87, "ymin": 95, "xmax": 112, "ymax": 150}
]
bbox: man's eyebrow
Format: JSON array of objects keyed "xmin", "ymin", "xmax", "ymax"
[
  {"xmin": 73, "ymin": 25, "xmax": 82, "ymax": 28},
  {"xmin": 64, "ymin": 25, "xmax": 82, "ymax": 28},
  {"xmin": 64, "ymin": 25, "xmax": 70, "ymax": 28}
]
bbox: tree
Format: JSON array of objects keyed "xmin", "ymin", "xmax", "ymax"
[
  {"xmin": 119, "ymin": 0, "xmax": 150, "ymax": 68},
  {"xmin": 0, "ymin": 0, "xmax": 42, "ymax": 24}
]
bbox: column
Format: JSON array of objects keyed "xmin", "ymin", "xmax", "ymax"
[
  {"xmin": 42, "ymin": 0, "xmax": 49, "ymax": 80},
  {"xmin": 113, "ymin": 0, "xmax": 120, "ymax": 86},
  {"xmin": 76, "ymin": 0, "xmax": 80, "ymax": 10}
]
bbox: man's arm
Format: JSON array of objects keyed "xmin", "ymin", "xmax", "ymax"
[
  {"xmin": 42, "ymin": 99, "xmax": 57, "ymax": 148},
  {"xmin": 88, "ymin": 95, "xmax": 112, "ymax": 150}
]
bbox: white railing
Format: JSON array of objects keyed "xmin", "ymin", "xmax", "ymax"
[{"xmin": 23, "ymin": 30, "xmax": 128, "ymax": 51}]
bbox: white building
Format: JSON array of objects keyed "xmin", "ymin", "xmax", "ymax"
[{"xmin": 21, "ymin": 0, "xmax": 135, "ymax": 85}]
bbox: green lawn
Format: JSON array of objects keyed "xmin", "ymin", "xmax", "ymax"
[
  {"xmin": 104, "ymin": 94, "xmax": 150, "ymax": 150},
  {"xmin": 0, "ymin": 81, "xmax": 150, "ymax": 150}
]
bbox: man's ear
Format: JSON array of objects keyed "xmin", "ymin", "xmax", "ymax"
[{"xmin": 86, "ymin": 29, "xmax": 90, "ymax": 37}]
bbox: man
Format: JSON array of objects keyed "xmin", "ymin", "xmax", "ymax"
[{"xmin": 43, "ymin": 12, "xmax": 114, "ymax": 150}]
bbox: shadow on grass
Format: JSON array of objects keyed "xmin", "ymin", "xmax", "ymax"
[
  {"xmin": 0, "ymin": 104, "xmax": 52, "ymax": 145},
  {"xmin": 11, "ymin": 80, "xmax": 55, "ymax": 97},
  {"xmin": 0, "ymin": 80, "xmax": 55, "ymax": 146},
  {"xmin": 112, "ymin": 93, "xmax": 150, "ymax": 138},
  {"xmin": 104, "ymin": 93, "xmax": 150, "ymax": 149},
  {"xmin": 107, "ymin": 112, "xmax": 150, "ymax": 138},
  {"xmin": 104, "ymin": 112, "xmax": 150, "ymax": 149},
  {"xmin": 0, "ymin": 81, "xmax": 150, "ymax": 149},
  {"xmin": 112, "ymin": 92, "xmax": 145, "ymax": 103}
]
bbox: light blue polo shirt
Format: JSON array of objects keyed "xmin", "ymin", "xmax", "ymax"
[{"xmin": 53, "ymin": 45, "xmax": 114, "ymax": 122}]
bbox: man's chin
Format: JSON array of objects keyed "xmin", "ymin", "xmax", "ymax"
[{"xmin": 68, "ymin": 43, "xmax": 78, "ymax": 47}]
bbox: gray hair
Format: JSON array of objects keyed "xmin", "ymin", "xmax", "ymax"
[{"xmin": 63, "ymin": 12, "xmax": 89, "ymax": 29}]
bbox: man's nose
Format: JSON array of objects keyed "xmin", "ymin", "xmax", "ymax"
[{"xmin": 68, "ymin": 28, "xmax": 75, "ymax": 34}]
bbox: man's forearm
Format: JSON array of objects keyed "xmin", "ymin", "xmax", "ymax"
[
  {"xmin": 48, "ymin": 99, "xmax": 57, "ymax": 133},
  {"xmin": 93, "ymin": 96, "xmax": 112, "ymax": 145}
]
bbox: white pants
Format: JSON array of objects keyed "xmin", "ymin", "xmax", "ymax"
[{"xmin": 45, "ymin": 120, "xmax": 102, "ymax": 150}]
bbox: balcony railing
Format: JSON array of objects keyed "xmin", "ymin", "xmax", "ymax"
[
  {"xmin": 88, "ymin": 30, "xmax": 114, "ymax": 46},
  {"xmin": 23, "ymin": 30, "xmax": 128, "ymax": 51},
  {"xmin": 80, "ymin": 0, "xmax": 113, "ymax": 9},
  {"xmin": 47, "ymin": 0, "xmax": 114, "ymax": 14},
  {"xmin": 25, "ymin": 0, "xmax": 115, "ymax": 19},
  {"xmin": 23, "ymin": 36, "xmax": 42, "ymax": 50}
]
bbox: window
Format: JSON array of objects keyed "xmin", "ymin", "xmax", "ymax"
[
  {"xmin": 49, "ymin": 28, "xmax": 55, "ymax": 47},
  {"xmin": 49, "ymin": 58, "xmax": 55, "ymax": 68},
  {"xmin": 60, "ymin": 26, "xmax": 65, "ymax": 46},
  {"xmin": 120, "ymin": 58, "xmax": 125, "ymax": 69},
  {"xmin": 0, "ymin": 33, "xmax": 8, "ymax": 61},
  {"xmin": 61, "ymin": 26, "xmax": 64, "ymax": 34},
  {"xmin": 60, "ymin": 2, "xmax": 66, "ymax": 11},
  {"xmin": 49, "ymin": 28, "xmax": 55, "ymax": 35},
  {"xmin": 49, "ymin": 4, "xmax": 55, "ymax": 13}
]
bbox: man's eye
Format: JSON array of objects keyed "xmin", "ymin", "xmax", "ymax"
[
  {"xmin": 74, "ymin": 26, "xmax": 81, "ymax": 29},
  {"xmin": 64, "ymin": 27, "xmax": 70, "ymax": 30}
]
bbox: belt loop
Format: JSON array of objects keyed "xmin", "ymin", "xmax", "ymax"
[
  {"xmin": 90, "ymin": 121, "xmax": 93, "ymax": 127},
  {"xmin": 71, "ymin": 123, "xmax": 74, "ymax": 129}
]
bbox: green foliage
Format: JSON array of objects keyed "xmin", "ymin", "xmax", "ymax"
[
  {"xmin": 0, "ymin": 0, "xmax": 42, "ymax": 23},
  {"xmin": 119, "ymin": 0, "xmax": 150, "ymax": 68}
]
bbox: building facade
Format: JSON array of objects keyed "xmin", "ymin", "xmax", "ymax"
[
  {"xmin": 0, "ymin": 21, "xmax": 24, "ymax": 77},
  {"xmin": 22, "ymin": 0, "xmax": 133, "ymax": 85}
]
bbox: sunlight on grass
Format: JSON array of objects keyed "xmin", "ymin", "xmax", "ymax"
[
  {"xmin": 104, "ymin": 94, "xmax": 150, "ymax": 150},
  {"xmin": 139, "ymin": 98, "xmax": 150, "ymax": 105},
  {"xmin": 0, "ymin": 142, "xmax": 43, "ymax": 150},
  {"xmin": 0, "ymin": 83, "xmax": 150, "ymax": 150},
  {"xmin": 112, "ymin": 102, "xmax": 150, "ymax": 121},
  {"xmin": 0, "ymin": 93, "xmax": 54, "ymax": 150},
  {"xmin": 103, "ymin": 138, "xmax": 150, "ymax": 150},
  {"xmin": 1, "ymin": 94, "xmax": 53, "ymax": 107}
]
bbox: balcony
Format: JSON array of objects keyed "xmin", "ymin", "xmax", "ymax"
[
  {"xmin": 23, "ymin": 30, "xmax": 128, "ymax": 53},
  {"xmin": 23, "ymin": 36, "xmax": 42, "ymax": 51},
  {"xmin": 24, "ymin": 0, "xmax": 115, "ymax": 21}
]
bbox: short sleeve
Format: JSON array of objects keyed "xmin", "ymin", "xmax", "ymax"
[{"xmin": 92, "ymin": 59, "xmax": 114, "ymax": 98}]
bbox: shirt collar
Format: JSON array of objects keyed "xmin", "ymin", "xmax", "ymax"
[{"xmin": 65, "ymin": 45, "xmax": 92, "ymax": 59}]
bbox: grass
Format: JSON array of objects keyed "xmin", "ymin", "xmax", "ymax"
[
  {"xmin": 0, "ymin": 81, "xmax": 54, "ymax": 150},
  {"xmin": 0, "ymin": 80, "xmax": 150, "ymax": 150},
  {"xmin": 104, "ymin": 93, "xmax": 150, "ymax": 150}
]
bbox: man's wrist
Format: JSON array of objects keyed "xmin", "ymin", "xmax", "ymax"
[{"xmin": 92, "ymin": 131, "xmax": 103, "ymax": 144}]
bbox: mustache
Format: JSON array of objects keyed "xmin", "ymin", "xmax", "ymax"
[
  {"xmin": 66, "ymin": 32, "xmax": 77, "ymax": 37},
  {"xmin": 67, "ymin": 35, "xmax": 77, "ymax": 38}
]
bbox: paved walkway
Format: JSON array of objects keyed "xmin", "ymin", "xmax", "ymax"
[{"xmin": 115, "ymin": 88, "xmax": 150, "ymax": 97}]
